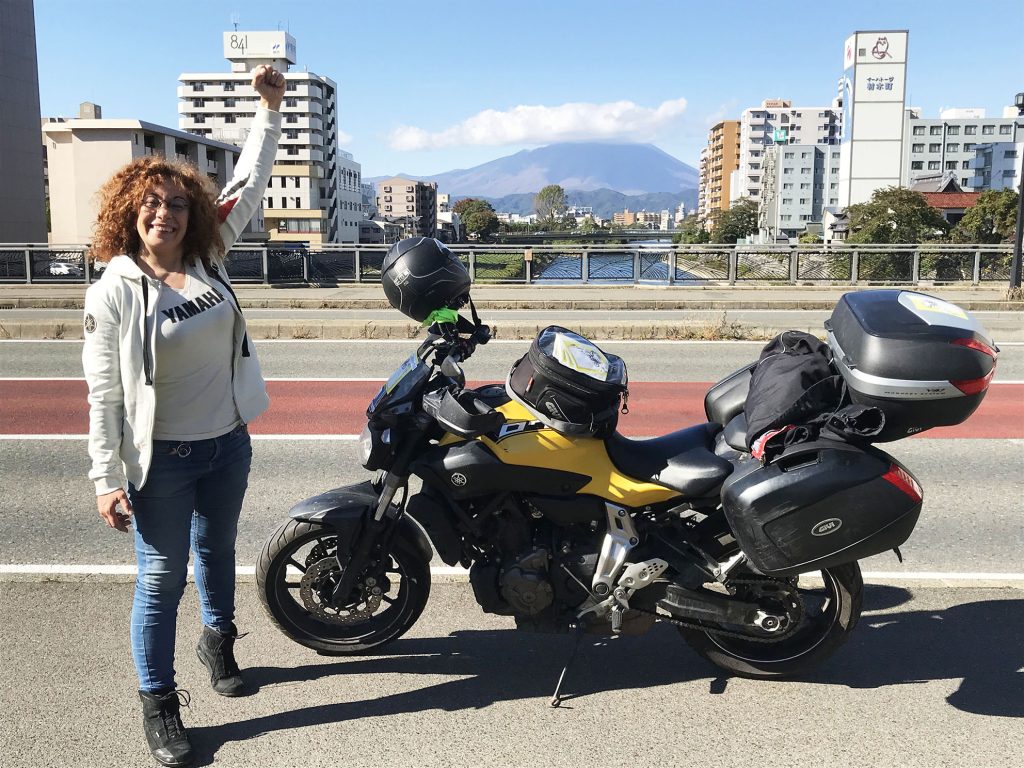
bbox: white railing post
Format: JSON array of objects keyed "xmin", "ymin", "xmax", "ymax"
[
  {"xmin": 850, "ymin": 250, "xmax": 859, "ymax": 284},
  {"xmin": 728, "ymin": 247, "xmax": 738, "ymax": 285},
  {"xmin": 911, "ymin": 247, "xmax": 922, "ymax": 284},
  {"xmin": 973, "ymin": 249, "xmax": 981, "ymax": 285},
  {"xmin": 581, "ymin": 249, "xmax": 589, "ymax": 283},
  {"xmin": 354, "ymin": 248, "xmax": 362, "ymax": 282},
  {"xmin": 24, "ymin": 249, "xmax": 32, "ymax": 284},
  {"xmin": 261, "ymin": 247, "xmax": 269, "ymax": 285}
]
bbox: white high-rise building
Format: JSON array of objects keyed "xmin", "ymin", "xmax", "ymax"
[
  {"xmin": 730, "ymin": 99, "xmax": 841, "ymax": 205},
  {"xmin": 179, "ymin": 31, "xmax": 362, "ymax": 243}
]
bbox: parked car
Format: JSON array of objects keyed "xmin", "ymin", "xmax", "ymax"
[{"xmin": 48, "ymin": 261, "xmax": 84, "ymax": 276}]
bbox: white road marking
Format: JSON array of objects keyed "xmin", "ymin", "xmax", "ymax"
[
  {"xmin": 2, "ymin": 563, "xmax": 1023, "ymax": 584},
  {"xmin": 0, "ymin": 434, "xmax": 360, "ymax": 440}
]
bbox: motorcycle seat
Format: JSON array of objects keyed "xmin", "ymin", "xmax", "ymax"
[{"xmin": 605, "ymin": 423, "xmax": 733, "ymax": 499}]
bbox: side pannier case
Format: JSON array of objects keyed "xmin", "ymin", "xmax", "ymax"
[
  {"xmin": 721, "ymin": 440, "xmax": 923, "ymax": 577},
  {"xmin": 507, "ymin": 326, "xmax": 628, "ymax": 437},
  {"xmin": 825, "ymin": 290, "xmax": 997, "ymax": 441}
]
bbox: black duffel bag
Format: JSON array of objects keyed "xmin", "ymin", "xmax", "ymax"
[{"xmin": 507, "ymin": 326, "xmax": 628, "ymax": 437}]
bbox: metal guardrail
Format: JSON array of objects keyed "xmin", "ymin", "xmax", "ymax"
[{"xmin": 0, "ymin": 243, "xmax": 1015, "ymax": 286}]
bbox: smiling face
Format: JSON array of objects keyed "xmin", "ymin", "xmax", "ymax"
[{"xmin": 135, "ymin": 180, "xmax": 190, "ymax": 261}]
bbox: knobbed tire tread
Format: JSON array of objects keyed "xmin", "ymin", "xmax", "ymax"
[{"xmin": 256, "ymin": 518, "xmax": 430, "ymax": 655}]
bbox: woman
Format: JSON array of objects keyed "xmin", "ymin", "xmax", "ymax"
[{"xmin": 83, "ymin": 65, "xmax": 284, "ymax": 767}]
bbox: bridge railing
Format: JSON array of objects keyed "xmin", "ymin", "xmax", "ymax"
[{"xmin": 0, "ymin": 243, "xmax": 1014, "ymax": 286}]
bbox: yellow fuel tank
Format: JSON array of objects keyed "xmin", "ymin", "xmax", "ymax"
[{"xmin": 442, "ymin": 400, "xmax": 679, "ymax": 507}]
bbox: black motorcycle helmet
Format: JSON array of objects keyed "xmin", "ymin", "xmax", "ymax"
[{"xmin": 380, "ymin": 237, "xmax": 471, "ymax": 322}]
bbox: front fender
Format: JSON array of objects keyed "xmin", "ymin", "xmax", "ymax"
[{"xmin": 288, "ymin": 479, "xmax": 434, "ymax": 564}]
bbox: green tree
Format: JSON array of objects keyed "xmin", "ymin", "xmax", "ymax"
[
  {"xmin": 453, "ymin": 197, "xmax": 493, "ymax": 217},
  {"xmin": 672, "ymin": 213, "xmax": 710, "ymax": 244},
  {"xmin": 462, "ymin": 207, "xmax": 499, "ymax": 239},
  {"xmin": 534, "ymin": 184, "xmax": 567, "ymax": 227},
  {"xmin": 846, "ymin": 186, "xmax": 949, "ymax": 244},
  {"xmin": 950, "ymin": 188, "xmax": 1019, "ymax": 243},
  {"xmin": 799, "ymin": 231, "xmax": 822, "ymax": 244},
  {"xmin": 711, "ymin": 199, "xmax": 759, "ymax": 244}
]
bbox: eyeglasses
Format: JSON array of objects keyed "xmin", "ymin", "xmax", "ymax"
[{"xmin": 141, "ymin": 195, "xmax": 190, "ymax": 214}]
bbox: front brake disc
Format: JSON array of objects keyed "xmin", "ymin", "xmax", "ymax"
[{"xmin": 299, "ymin": 558, "xmax": 382, "ymax": 625}]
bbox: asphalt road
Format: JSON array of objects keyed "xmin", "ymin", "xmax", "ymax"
[
  {"xmin": 1, "ymin": 581, "xmax": 1022, "ymax": 768},
  {"xmin": 2, "ymin": 339, "xmax": 1022, "ymax": 767}
]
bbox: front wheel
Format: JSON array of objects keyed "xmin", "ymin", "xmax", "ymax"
[
  {"xmin": 256, "ymin": 518, "xmax": 430, "ymax": 655},
  {"xmin": 678, "ymin": 562, "xmax": 863, "ymax": 678}
]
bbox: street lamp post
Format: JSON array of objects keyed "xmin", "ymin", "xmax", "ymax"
[{"xmin": 1010, "ymin": 91, "xmax": 1024, "ymax": 294}]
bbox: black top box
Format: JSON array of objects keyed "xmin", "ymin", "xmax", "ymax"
[{"xmin": 824, "ymin": 290, "xmax": 997, "ymax": 440}]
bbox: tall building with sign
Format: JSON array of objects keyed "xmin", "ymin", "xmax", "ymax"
[
  {"xmin": 697, "ymin": 120, "xmax": 740, "ymax": 228},
  {"xmin": 837, "ymin": 30, "xmax": 909, "ymax": 208},
  {"xmin": 0, "ymin": 0, "xmax": 47, "ymax": 241},
  {"xmin": 179, "ymin": 31, "xmax": 362, "ymax": 243}
]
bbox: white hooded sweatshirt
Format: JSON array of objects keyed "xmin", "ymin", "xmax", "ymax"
[{"xmin": 83, "ymin": 107, "xmax": 282, "ymax": 496}]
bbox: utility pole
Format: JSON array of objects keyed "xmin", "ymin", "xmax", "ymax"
[{"xmin": 1010, "ymin": 92, "xmax": 1024, "ymax": 295}]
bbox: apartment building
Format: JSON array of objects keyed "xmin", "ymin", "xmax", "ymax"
[
  {"xmin": 966, "ymin": 142, "xmax": 1023, "ymax": 192},
  {"xmin": 758, "ymin": 144, "xmax": 842, "ymax": 241},
  {"xmin": 1, "ymin": 0, "xmax": 47, "ymax": 241},
  {"xmin": 375, "ymin": 177, "xmax": 438, "ymax": 238},
  {"xmin": 179, "ymin": 31, "xmax": 362, "ymax": 243},
  {"xmin": 732, "ymin": 100, "xmax": 841, "ymax": 205},
  {"xmin": 42, "ymin": 118, "xmax": 242, "ymax": 243},
  {"xmin": 698, "ymin": 120, "xmax": 740, "ymax": 227},
  {"xmin": 902, "ymin": 108, "xmax": 1023, "ymax": 190}
]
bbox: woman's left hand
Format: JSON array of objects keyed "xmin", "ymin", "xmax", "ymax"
[{"xmin": 252, "ymin": 65, "xmax": 286, "ymax": 112}]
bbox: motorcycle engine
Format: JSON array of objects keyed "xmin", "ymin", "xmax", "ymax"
[{"xmin": 499, "ymin": 547, "xmax": 553, "ymax": 615}]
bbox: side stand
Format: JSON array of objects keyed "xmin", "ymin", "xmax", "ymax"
[{"xmin": 550, "ymin": 622, "xmax": 585, "ymax": 708}]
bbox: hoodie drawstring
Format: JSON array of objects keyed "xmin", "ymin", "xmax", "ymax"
[{"xmin": 140, "ymin": 278, "xmax": 153, "ymax": 385}]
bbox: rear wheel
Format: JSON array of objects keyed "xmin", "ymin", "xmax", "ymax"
[
  {"xmin": 678, "ymin": 562, "xmax": 863, "ymax": 678},
  {"xmin": 256, "ymin": 519, "xmax": 430, "ymax": 655}
]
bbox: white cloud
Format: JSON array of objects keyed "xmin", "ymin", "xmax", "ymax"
[{"xmin": 388, "ymin": 97, "xmax": 688, "ymax": 151}]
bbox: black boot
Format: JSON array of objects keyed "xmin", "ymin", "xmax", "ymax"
[
  {"xmin": 196, "ymin": 623, "xmax": 245, "ymax": 696},
  {"xmin": 139, "ymin": 689, "xmax": 194, "ymax": 767}
]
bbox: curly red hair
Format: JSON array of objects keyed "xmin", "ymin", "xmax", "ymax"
[{"xmin": 89, "ymin": 156, "xmax": 225, "ymax": 265}]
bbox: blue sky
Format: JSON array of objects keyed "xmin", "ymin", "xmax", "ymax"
[{"xmin": 33, "ymin": 0, "xmax": 1023, "ymax": 177}]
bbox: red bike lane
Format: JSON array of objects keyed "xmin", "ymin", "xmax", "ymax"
[{"xmin": 1, "ymin": 379, "xmax": 1021, "ymax": 438}]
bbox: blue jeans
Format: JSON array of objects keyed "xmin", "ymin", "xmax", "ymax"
[{"xmin": 127, "ymin": 424, "xmax": 252, "ymax": 693}]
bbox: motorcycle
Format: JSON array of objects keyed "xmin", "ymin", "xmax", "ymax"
[{"xmin": 256, "ymin": 290, "xmax": 996, "ymax": 701}]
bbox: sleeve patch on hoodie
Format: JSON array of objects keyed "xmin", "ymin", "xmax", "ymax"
[{"xmin": 84, "ymin": 314, "xmax": 96, "ymax": 333}]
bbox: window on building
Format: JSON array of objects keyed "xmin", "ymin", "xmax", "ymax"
[
  {"xmin": 964, "ymin": 143, "xmax": 976, "ymax": 151},
  {"xmin": 224, "ymin": 115, "xmax": 236, "ymax": 123},
  {"xmin": 912, "ymin": 126, "xmax": 925, "ymax": 136},
  {"xmin": 928, "ymin": 161, "xmax": 940, "ymax": 170},
  {"xmin": 783, "ymin": 182, "xmax": 793, "ymax": 189},
  {"xmin": 929, "ymin": 143, "xmax": 941, "ymax": 152},
  {"xmin": 800, "ymin": 215, "xmax": 811, "ymax": 221},
  {"xmin": 831, "ymin": 152, "xmax": 840, "ymax": 160},
  {"xmin": 784, "ymin": 152, "xmax": 794, "ymax": 159},
  {"xmin": 947, "ymin": 126, "xmax": 960, "ymax": 136},
  {"xmin": 383, "ymin": 186, "xmax": 392, "ymax": 192},
  {"xmin": 406, "ymin": 195, "xmax": 414, "ymax": 202},
  {"xmin": 293, "ymin": 196, "xmax": 301, "ymax": 207},
  {"xmin": 999, "ymin": 125, "xmax": 1012, "ymax": 135},
  {"xmin": 800, "ymin": 167, "xmax": 811, "ymax": 174},
  {"xmin": 781, "ymin": 215, "xmax": 792, "ymax": 221},
  {"xmin": 911, "ymin": 161, "xmax": 923, "ymax": 170},
  {"xmin": 782, "ymin": 168, "xmax": 794, "ymax": 175},
  {"xmin": 912, "ymin": 143, "xmax": 924, "ymax": 152},
  {"xmin": 945, "ymin": 161, "xmax": 957, "ymax": 170},
  {"xmin": 750, "ymin": 163, "xmax": 760, "ymax": 169},
  {"xmin": 193, "ymin": 115, "xmax": 205, "ymax": 124},
  {"xmin": 830, "ymin": 167, "xmax": 838, "ymax": 174},
  {"xmin": 961, "ymin": 160, "xmax": 970, "ymax": 169},
  {"xmin": 285, "ymin": 98, "xmax": 298, "ymax": 108},
  {"xmin": 830, "ymin": 182, "xmax": 838, "ymax": 190},
  {"xmin": 287, "ymin": 146, "xmax": 298, "ymax": 155},
  {"xmin": 782, "ymin": 198, "xmax": 793, "ymax": 204},
  {"xmin": 286, "ymin": 81, "xmax": 297, "ymax": 91},
  {"xmin": 224, "ymin": 98, "xmax": 235, "ymax": 108},
  {"xmin": 799, "ymin": 198, "xmax": 809, "ymax": 204},
  {"xmin": 192, "ymin": 98, "xmax": 205, "ymax": 107},
  {"xmin": 946, "ymin": 143, "xmax": 959, "ymax": 152},
  {"xmin": 982, "ymin": 125, "xmax": 995, "ymax": 135},
  {"xmin": 1007, "ymin": 150, "xmax": 1019, "ymax": 158},
  {"xmin": 964, "ymin": 125, "xmax": 977, "ymax": 135},
  {"xmin": 406, "ymin": 205, "xmax": 414, "ymax": 211},
  {"xmin": 192, "ymin": 82, "xmax": 205, "ymax": 92},
  {"xmin": 930, "ymin": 126, "xmax": 942, "ymax": 135},
  {"xmin": 223, "ymin": 82, "xmax": 234, "ymax": 92},
  {"xmin": 406, "ymin": 186, "xmax": 414, "ymax": 192},
  {"xmin": 800, "ymin": 183, "xmax": 810, "ymax": 189},
  {"xmin": 829, "ymin": 198, "xmax": 838, "ymax": 205},
  {"xmin": 384, "ymin": 204, "xmax": 392, "ymax": 211},
  {"xmin": 1004, "ymin": 169, "xmax": 1018, "ymax": 178},
  {"xmin": 962, "ymin": 178, "xmax": 970, "ymax": 187},
  {"xmin": 801, "ymin": 152, "xmax": 810, "ymax": 158},
  {"xmin": 286, "ymin": 115, "xmax": 298, "ymax": 124}
]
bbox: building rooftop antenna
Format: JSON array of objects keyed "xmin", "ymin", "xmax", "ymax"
[{"xmin": 230, "ymin": 12, "xmax": 240, "ymax": 32}]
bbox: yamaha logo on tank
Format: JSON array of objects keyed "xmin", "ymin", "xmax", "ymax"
[
  {"xmin": 811, "ymin": 518, "xmax": 843, "ymax": 536},
  {"xmin": 450, "ymin": 473, "xmax": 468, "ymax": 487}
]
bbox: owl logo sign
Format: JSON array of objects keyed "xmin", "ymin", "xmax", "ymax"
[{"xmin": 871, "ymin": 36, "xmax": 892, "ymax": 60}]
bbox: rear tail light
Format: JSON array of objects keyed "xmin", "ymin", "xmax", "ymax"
[
  {"xmin": 949, "ymin": 337, "xmax": 997, "ymax": 395},
  {"xmin": 883, "ymin": 464, "xmax": 923, "ymax": 503}
]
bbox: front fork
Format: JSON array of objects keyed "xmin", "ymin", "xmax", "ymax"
[{"xmin": 329, "ymin": 421, "xmax": 428, "ymax": 607}]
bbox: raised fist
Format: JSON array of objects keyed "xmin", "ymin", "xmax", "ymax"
[{"xmin": 252, "ymin": 64, "xmax": 286, "ymax": 112}]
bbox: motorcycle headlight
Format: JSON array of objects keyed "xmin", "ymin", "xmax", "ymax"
[{"xmin": 359, "ymin": 425, "xmax": 391, "ymax": 470}]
